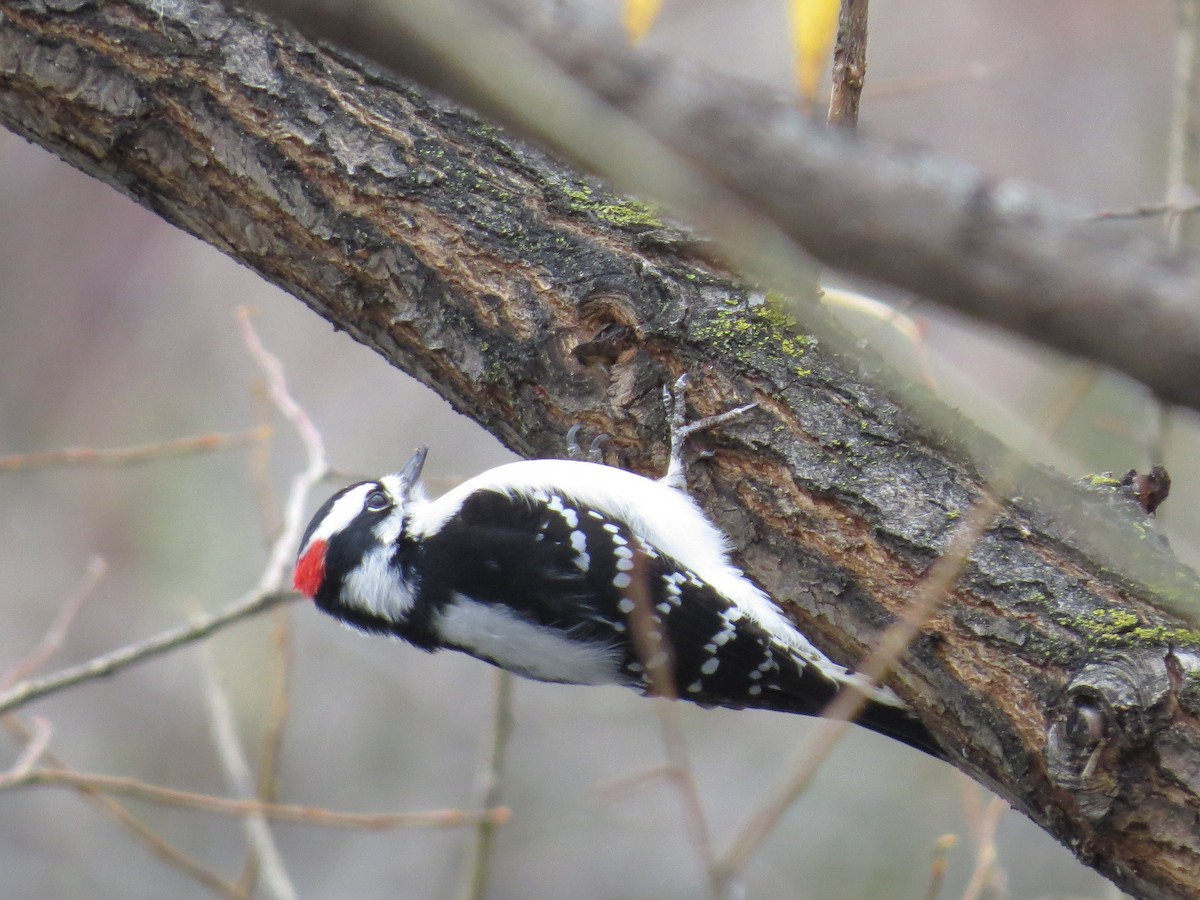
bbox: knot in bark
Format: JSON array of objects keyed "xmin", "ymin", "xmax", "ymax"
[{"xmin": 1045, "ymin": 650, "xmax": 1175, "ymax": 820}]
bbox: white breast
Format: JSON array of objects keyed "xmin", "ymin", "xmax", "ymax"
[{"xmin": 435, "ymin": 593, "xmax": 623, "ymax": 685}]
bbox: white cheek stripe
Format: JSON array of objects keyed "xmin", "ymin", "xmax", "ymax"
[
  {"xmin": 305, "ymin": 484, "xmax": 373, "ymax": 548},
  {"xmin": 436, "ymin": 593, "xmax": 622, "ymax": 686}
]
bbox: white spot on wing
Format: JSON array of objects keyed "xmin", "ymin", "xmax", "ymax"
[{"xmin": 570, "ymin": 530, "xmax": 590, "ymax": 571}]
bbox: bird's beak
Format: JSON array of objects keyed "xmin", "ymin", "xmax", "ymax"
[{"xmin": 399, "ymin": 446, "xmax": 428, "ymax": 499}]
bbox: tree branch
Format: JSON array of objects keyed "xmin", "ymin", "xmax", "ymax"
[
  {"xmin": 247, "ymin": 0, "xmax": 1200, "ymax": 415},
  {"xmin": 4, "ymin": 1, "xmax": 1200, "ymax": 897},
  {"xmin": 827, "ymin": 0, "xmax": 870, "ymax": 127}
]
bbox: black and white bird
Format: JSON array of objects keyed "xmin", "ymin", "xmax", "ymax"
[{"xmin": 294, "ymin": 389, "xmax": 941, "ymax": 758}]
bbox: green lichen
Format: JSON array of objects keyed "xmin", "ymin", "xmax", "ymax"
[
  {"xmin": 1063, "ymin": 607, "xmax": 1200, "ymax": 651},
  {"xmin": 694, "ymin": 295, "xmax": 815, "ymax": 378},
  {"xmin": 561, "ymin": 184, "xmax": 664, "ymax": 230},
  {"xmin": 946, "ymin": 509, "xmax": 961, "ymax": 520},
  {"xmin": 696, "ymin": 292, "xmax": 816, "ymax": 376},
  {"xmin": 1075, "ymin": 607, "xmax": 1139, "ymax": 638},
  {"xmin": 1127, "ymin": 625, "xmax": 1200, "ymax": 648},
  {"xmin": 1084, "ymin": 473, "xmax": 1122, "ymax": 488}
]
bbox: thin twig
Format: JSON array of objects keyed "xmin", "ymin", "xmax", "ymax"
[
  {"xmin": 0, "ymin": 767, "xmax": 510, "ymax": 829},
  {"xmin": 0, "ymin": 310, "xmax": 328, "ymax": 719},
  {"xmin": 1144, "ymin": 0, "xmax": 1200, "ymax": 474},
  {"xmin": 951, "ymin": 772, "xmax": 1010, "ymax": 899},
  {"xmin": 712, "ymin": 492, "xmax": 1001, "ymax": 887},
  {"xmin": 1, "ymin": 717, "xmax": 249, "ymax": 899},
  {"xmin": 866, "ymin": 58, "xmax": 1011, "ymax": 101},
  {"xmin": 827, "ymin": 0, "xmax": 869, "ymax": 128},
  {"xmin": 2, "ymin": 556, "xmax": 106, "ymax": 687},
  {"xmin": 923, "ymin": 833, "xmax": 958, "ymax": 900},
  {"xmin": 249, "ymin": 380, "xmax": 284, "ymax": 541},
  {"xmin": 1164, "ymin": 0, "xmax": 1200, "ymax": 250},
  {"xmin": 234, "ymin": 307, "xmax": 329, "ymax": 596},
  {"xmin": 455, "ymin": 669, "xmax": 515, "ymax": 900},
  {"xmin": 0, "ymin": 426, "xmax": 271, "ymax": 473},
  {"xmin": 6, "ymin": 715, "xmax": 52, "ymax": 776},
  {"xmin": 712, "ymin": 367, "xmax": 1100, "ymax": 887},
  {"xmin": 1089, "ymin": 199, "xmax": 1200, "ymax": 221},
  {"xmin": 239, "ymin": 343, "xmax": 298, "ymax": 895},
  {"xmin": 959, "ymin": 796, "xmax": 1008, "ymax": 900},
  {"xmin": 256, "ymin": 612, "xmax": 293, "ymax": 804},
  {"xmin": 652, "ymin": 699, "xmax": 717, "ymax": 898},
  {"xmin": 236, "ymin": 608, "xmax": 294, "ymax": 894},
  {"xmin": 0, "ymin": 591, "xmax": 298, "ymax": 718},
  {"xmin": 595, "ymin": 763, "xmax": 679, "ymax": 802},
  {"xmin": 197, "ymin": 645, "xmax": 297, "ymax": 900},
  {"xmin": 628, "ymin": 543, "xmax": 718, "ymax": 894}
]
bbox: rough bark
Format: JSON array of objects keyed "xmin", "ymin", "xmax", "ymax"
[
  {"xmin": 3, "ymin": 1, "xmax": 1200, "ymax": 897},
  {"xmin": 250, "ymin": 0, "xmax": 1200, "ymax": 418}
]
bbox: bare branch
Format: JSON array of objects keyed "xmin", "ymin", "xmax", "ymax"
[
  {"xmin": 197, "ymin": 647, "xmax": 297, "ymax": 900},
  {"xmin": 959, "ymin": 795, "xmax": 1008, "ymax": 900},
  {"xmin": 0, "ymin": 311, "xmax": 327, "ymax": 720},
  {"xmin": 1164, "ymin": 0, "xmax": 1200, "ymax": 250},
  {"xmin": 1089, "ymin": 199, "xmax": 1200, "ymax": 221},
  {"xmin": 0, "ymin": 590, "xmax": 296, "ymax": 718},
  {"xmin": 714, "ymin": 367, "xmax": 1098, "ymax": 884},
  {"xmin": 827, "ymin": 0, "xmax": 869, "ymax": 127},
  {"xmin": 6, "ymin": 715, "xmax": 52, "ymax": 778},
  {"xmin": 2, "ymin": 556, "xmax": 106, "ymax": 687},
  {"xmin": 0, "ymin": 427, "xmax": 270, "ymax": 473},
  {"xmin": 1, "ymin": 715, "xmax": 251, "ymax": 898},
  {"xmin": 454, "ymin": 670, "xmax": 515, "ymax": 900},
  {"xmin": 0, "ymin": 767, "xmax": 510, "ymax": 830},
  {"xmin": 249, "ymin": 0, "xmax": 1200, "ymax": 414},
  {"xmin": 923, "ymin": 833, "xmax": 958, "ymax": 900},
  {"xmin": 5, "ymin": 2, "xmax": 1200, "ymax": 895}
]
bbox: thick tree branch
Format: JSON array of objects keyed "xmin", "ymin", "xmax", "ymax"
[
  {"xmin": 253, "ymin": 0, "xmax": 1200, "ymax": 416},
  {"xmin": 3, "ymin": 1, "xmax": 1200, "ymax": 897}
]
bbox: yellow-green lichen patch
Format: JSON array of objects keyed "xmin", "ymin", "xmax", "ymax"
[
  {"xmin": 1127, "ymin": 625, "xmax": 1200, "ymax": 649},
  {"xmin": 694, "ymin": 299, "xmax": 815, "ymax": 378},
  {"xmin": 1073, "ymin": 607, "xmax": 1140, "ymax": 643},
  {"xmin": 561, "ymin": 184, "xmax": 664, "ymax": 230},
  {"xmin": 1064, "ymin": 607, "xmax": 1200, "ymax": 650},
  {"xmin": 1084, "ymin": 473, "xmax": 1123, "ymax": 488}
]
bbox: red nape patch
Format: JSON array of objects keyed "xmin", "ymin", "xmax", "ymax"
[{"xmin": 293, "ymin": 539, "xmax": 328, "ymax": 598}]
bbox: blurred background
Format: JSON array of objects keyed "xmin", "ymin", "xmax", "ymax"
[{"xmin": 0, "ymin": 0, "xmax": 1191, "ymax": 897}]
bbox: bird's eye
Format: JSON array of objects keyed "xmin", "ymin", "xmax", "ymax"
[{"xmin": 364, "ymin": 489, "xmax": 391, "ymax": 512}]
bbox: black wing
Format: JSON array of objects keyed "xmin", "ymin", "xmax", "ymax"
[{"xmin": 419, "ymin": 487, "xmax": 941, "ymax": 756}]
